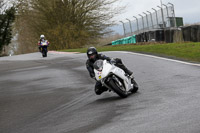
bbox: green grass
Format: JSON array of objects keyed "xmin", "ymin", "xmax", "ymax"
[{"xmin": 61, "ymin": 42, "xmax": 200, "ymax": 63}]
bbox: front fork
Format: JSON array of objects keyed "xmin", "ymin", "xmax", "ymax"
[
  {"xmin": 101, "ymin": 78, "xmax": 112, "ymax": 91},
  {"xmin": 102, "ymin": 75, "xmax": 124, "ymax": 92}
]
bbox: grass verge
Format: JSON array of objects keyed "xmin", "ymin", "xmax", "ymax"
[{"xmin": 61, "ymin": 42, "xmax": 200, "ymax": 63}]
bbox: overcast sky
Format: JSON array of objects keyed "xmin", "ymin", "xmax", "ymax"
[
  {"xmin": 3, "ymin": 0, "xmax": 199, "ymax": 24},
  {"xmin": 114, "ymin": 0, "xmax": 200, "ymax": 24}
]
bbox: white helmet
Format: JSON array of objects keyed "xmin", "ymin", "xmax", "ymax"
[{"xmin": 40, "ymin": 35, "xmax": 45, "ymax": 39}]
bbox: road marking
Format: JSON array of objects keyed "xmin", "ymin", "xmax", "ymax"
[{"xmin": 113, "ymin": 51, "xmax": 200, "ymax": 67}]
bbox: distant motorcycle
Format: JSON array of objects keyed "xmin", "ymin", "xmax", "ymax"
[
  {"xmin": 39, "ymin": 40, "xmax": 49, "ymax": 57},
  {"xmin": 93, "ymin": 60, "xmax": 139, "ymax": 98}
]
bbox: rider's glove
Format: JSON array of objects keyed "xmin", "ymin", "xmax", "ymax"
[{"xmin": 92, "ymin": 76, "xmax": 97, "ymax": 81}]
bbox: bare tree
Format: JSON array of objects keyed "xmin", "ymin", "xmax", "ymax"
[
  {"xmin": 14, "ymin": 0, "xmax": 39, "ymax": 54},
  {"xmin": 15, "ymin": 0, "xmax": 122, "ymax": 52},
  {"xmin": 0, "ymin": 1, "xmax": 15, "ymax": 55}
]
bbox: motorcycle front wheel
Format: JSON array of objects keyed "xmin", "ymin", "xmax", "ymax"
[
  {"xmin": 130, "ymin": 79, "xmax": 139, "ymax": 93},
  {"xmin": 42, "ymin": 48, "xmax": 47, "ymax": 57},
  {"xmin": 108, "ymin": 79, "xmax": 128, "ymax": 98}
]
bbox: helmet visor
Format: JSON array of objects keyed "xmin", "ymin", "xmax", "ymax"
[{"xmin": 89, "ymin": 53, "xmax": 96, "ymax": 59}]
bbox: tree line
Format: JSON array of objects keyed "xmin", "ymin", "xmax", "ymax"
[
  {"xmin": 0, "ymin": 1, "xmax": 15, "ymax": 55},
  {"xmin": 1, "ymin": 0, "xmax": 121, "ymax": 54}
]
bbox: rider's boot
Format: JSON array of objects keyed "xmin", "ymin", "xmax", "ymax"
[
  {"xmin": 95, "ymin": 87, "xmax": 108, "ymax": 95},
  {"xmin": 95, "ymin": 82, "xmax": 108, "ymax": 95},
  {"xmin": 122, "ymin": 66, "xmax": 134, "ymax": 78}
]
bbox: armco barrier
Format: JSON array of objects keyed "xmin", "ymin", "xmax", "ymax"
[{"xmin": 112, "ymin": 35, "xmax": 136, "ymax": 45}]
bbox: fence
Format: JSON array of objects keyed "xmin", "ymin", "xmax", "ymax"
[
  {"xmin": 112, "ymin": 2, "xmax": 200, "ymax": 45},
  {"xmin": 120, "ymin": 3, "xmax": 178, "ymax": 37}
]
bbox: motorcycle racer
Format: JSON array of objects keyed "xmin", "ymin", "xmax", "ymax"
[
  {"xmin": 38, "ymin": 35, "xmax": 49, "ymax": 52},
  {"xmin": 86, "ymin": 47, "xmax": 134, "ymax": 95}
]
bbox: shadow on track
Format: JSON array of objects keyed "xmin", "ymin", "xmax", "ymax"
[
  {"xmin": 94, "ymin": 91, "xmax": 141, "ymax": 104},
  {"xmin": 95, "ymin": 96, "xmax": 122, "ymax": 103}
]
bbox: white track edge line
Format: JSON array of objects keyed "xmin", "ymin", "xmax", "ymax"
[{"xmin": 109, "ymin": 51, "xmax": 200, "ymax": 67}]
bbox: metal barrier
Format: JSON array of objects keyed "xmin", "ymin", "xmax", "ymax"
[{"xmin": 120, "ymin": 3, "xmax": 177, "ymax": 37}]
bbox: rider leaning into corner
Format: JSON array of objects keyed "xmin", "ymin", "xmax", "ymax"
[
  {"xmin": 86, "ymin": 47, "xmax": 134, "ymax": 95},
  {"xmin": 37, "ymin": 35, "xmax": 49, "ymax": 52}
]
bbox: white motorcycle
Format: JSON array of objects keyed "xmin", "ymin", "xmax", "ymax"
[{"xmin": 93, "ymin": 59, "xmax": 139, "ymax": 98}]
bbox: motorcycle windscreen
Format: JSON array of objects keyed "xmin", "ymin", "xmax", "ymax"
[
  {"xmin": 41, "ymin": 41, "xmax": 48, "ymax": 46},
  {"xmin": 101, "ymin": 60, "xmax": 112, "ymax": 78},
  {"xmin": 93, "ymin": 60, "xmax": 103, "ymax": 71},
  {"xmin": 93, "ymin": 60, "xmax": 103, "ymax": 81}
]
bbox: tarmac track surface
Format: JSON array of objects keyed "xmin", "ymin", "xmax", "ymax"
[{"xmin": 0, "ymin": 51, "xmax": 200, "ymax": 133}]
